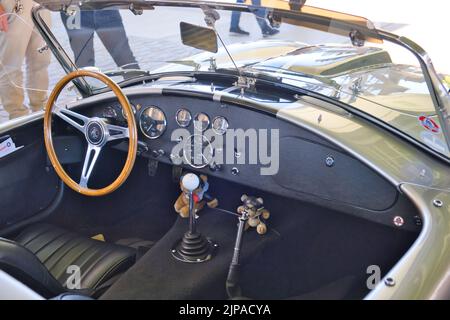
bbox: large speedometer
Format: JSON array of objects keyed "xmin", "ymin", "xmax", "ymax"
[{"xmin": 139, "ymin": 106, "xmax": 167, "ymax": 139}]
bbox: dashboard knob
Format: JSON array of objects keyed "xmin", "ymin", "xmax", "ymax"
[
  {"xmin": 231, "ymin": 167, "xmax": 239, "ymax": 176},
  {"xmin": 209, "ymin": 162, "xmax": 222, "ymax": 172},
  {"xmin": 182, "ymin": 173, "xmax": 200, "ymax": 192},
  {"xmin": 152, "ymin": 149, "xmax": 165, "ymax": 158}
]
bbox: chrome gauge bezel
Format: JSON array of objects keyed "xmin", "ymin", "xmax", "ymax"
[
  {"xmin": 182, "ymin": 134, "xmax": 214, "ymax": 169},
  {"xmin": 102, "ymin": 106, "xmax": 118, "ymax": 119},
  {"xmin": 212, "ymin": 116, "xmax": 229, "ymax": 135},
  {"xmin": 194, "ymin": 112, "xmax": 210, "ymax": 132},
  {"xmin": 175, "ymin": 108, "xmax": 192, "ymax": 128},
  {"xmin": 139, "ymin": 106, "xmax": 167, "ymax": 139},
  {"xmin": 121, "ymin": 103, "xmax": 137, "ymax": 120}
]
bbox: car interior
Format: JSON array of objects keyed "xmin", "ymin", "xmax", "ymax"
[{"xmin": 0, "ymin": 84, "xmax": 421, "ymax": 300}]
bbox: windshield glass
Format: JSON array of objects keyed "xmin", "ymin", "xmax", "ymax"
[{"xmin": 4, "ymin": 1, "xmax": 450, "ymax": 158}]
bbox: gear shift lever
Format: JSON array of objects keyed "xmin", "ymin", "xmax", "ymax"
[
  {"xmin": 171, "ymin": 173, "xmax": 217, "ymax": 263},
  {"xmin": 183, "ymin": 173, "xmax": 200, "ymax": 234}
]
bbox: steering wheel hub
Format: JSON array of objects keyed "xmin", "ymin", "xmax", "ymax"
[{"xmin": 86, "ymin": 121, "xmax": 106, "ymax": 146}]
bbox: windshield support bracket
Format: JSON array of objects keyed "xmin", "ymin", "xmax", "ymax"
[{"xmin": 235, "ymin": 75, "xmax": 256, "ymax": 92}]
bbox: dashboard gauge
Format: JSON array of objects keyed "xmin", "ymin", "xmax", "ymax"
[
  {"xmin": 183, "ymin": 134, "xmax": 214, "ymax": 168},
  {"xmin": 102, "ymin": 106, "xmax": 118, "ymax": 119},
  {"xmin": 139, "ymin": 106, "xmax": 167, "ymax": 139},
  {"xmin": 212, "ymin": 116, "xmax": 229, "ymax": 135},
  {"xmin": 176, "ymin": 108, "xmax": 192, "ymax": 127},
  {"xmin": 194, "ymin": 112, "xmax": 210, "ymax": 132},
  {"xmin": 121, "ymin": 103, "xmax": 137, "ymax": 120}
]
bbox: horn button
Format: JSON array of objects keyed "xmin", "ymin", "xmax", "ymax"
[{"xmin": 86, "ymin": 121, "xmax": 106, "ymax": 146}]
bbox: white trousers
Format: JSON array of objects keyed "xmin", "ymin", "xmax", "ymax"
[{"xmin": 0, "ymin": 0, "xmax": 51, "ymax": 119}]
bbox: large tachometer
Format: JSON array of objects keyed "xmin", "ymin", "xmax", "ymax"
[
  {"xmin": 139, "ymin": 106, "xmax": 167, "ymax": 139},
  {"xmin": 183, "ymin": 134, "xmax": 214, "ymax": 168}
]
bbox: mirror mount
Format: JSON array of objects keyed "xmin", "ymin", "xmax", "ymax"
[{"xmin": 201, "ymin": 6, "xmax": 220, "ymax": 27}]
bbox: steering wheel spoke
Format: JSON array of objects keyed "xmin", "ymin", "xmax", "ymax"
[
  {"xmin": 106, "ymin": 123, "xmax": 129, "ymax": 142},
  {"xmin": 53, "ymin": 105, "xmax": 89, "ymax": 133},
  {"xmin": 80, "ymin": 144, "xmax": 102, "ymax": 188}
]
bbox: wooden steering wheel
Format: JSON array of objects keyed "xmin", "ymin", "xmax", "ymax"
[{"xmin": 44, "ymin": 70, "xmax": 138, "ymax": 196}]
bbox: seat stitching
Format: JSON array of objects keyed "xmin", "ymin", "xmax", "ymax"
[
  {"xmin": 92, "ymin": 255, "xmax": 135, "ymax": 290},
  {"xmin": 43, "ymin": 235, "xmax": 84, "ymax": 266},
  {"xmin": 77, "ymin": 248, "xmax": 115, "ymax": 285},
  {"xmin": 34, "ymin": 231, "xmax": 69, "ymax": 258},
  {"xmin": 52, "ymin": 241, "xmax": 99, "ymax": 281},
  {"xmin": 16, "ymin": 224, "xmax": 54, "ymax": 247}
]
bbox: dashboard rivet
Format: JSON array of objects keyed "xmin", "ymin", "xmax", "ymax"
[
  {"xmin": 325, "ymin": 156, "xmax": 335, "ymax": 167},
  {"xmin": 433, "ymin": 199, "xmax": 443, "ymax": 208},
  {"xmin": 384, "ymin": 277, "xmax": 396, "ymax": 287},
  {"xmin": 393, "ymin": 216, "xmax": 404, "ymax": 227},
  {"xmin": 414, "ymin": 216, "xmax": 423, "ymax": 227}
]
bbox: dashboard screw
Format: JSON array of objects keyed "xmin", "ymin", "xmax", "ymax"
[
  {"xmin": 393, "ymin": 216, "xmax": 404, "ymax": 227},
  {"xmin": 414, "ymin": 215, "xmax": 423, "ymax": 227},
  {"xmin": 384, "ymin": 277, "xmax": 396, "ymax": 287},
  {"xmin": 433, "ymin": 199, "xmax": 443, "ymax": 208},
  {"xmin": 325, "ymin": 156, "xmax": 335, "ymax": 167}
]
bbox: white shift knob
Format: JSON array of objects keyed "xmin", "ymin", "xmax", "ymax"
[{"xmin": 182, "ymin": 173, "xmax": 200, "ymax": 192}]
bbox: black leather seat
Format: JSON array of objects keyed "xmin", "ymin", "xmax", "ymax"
[{"xmin": 0, "ymin": 224, "xmax": 136, "ymax": 298}]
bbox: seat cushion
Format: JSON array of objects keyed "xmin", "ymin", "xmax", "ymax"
[{"xmin": 14, "ymin": 224, "xmax": 136, "ymax": 292}]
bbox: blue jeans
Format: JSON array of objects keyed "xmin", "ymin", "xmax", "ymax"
[
  {"xmin": 230, "ymin": 0, "xmax": 271, "ymax": 33},
  {"xmin": 61, "ymin": 10, "xmax": 138, "ymax": 69}
]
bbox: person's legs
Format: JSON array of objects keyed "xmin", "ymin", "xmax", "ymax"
[
  {"xmin": 94, "ymin": 10, "xmax": 139, "ymax": 69},
  {"xmin": 0, "ymin": 0, "xmax": 34, "ymax": 119},
  {"xmin": 230, "ymin": 9, "xmax": 241, "ymax": 30},
  {"xmin": 250, "ymin": 0, "xmax": 270, "ymax": 33},
  {"xmin": 230, "ymin": 0, "xmax": 249, "ymax": 35},
  {"xmin": 250, "ymin": 0, "xmax": 278, "ymax": 36},
  {"xmin": 26, "ymin": 8, "xmax": 51, "ymax": 112},
  {"xmin": 60, "ymin": 10, "xmax": 95, "ymax": 68}
]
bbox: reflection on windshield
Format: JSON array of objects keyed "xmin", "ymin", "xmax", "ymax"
[
  {"xmin": 60, "ymin": 9, "xmax": 139, "ymax": 71},
  {"xmin": 1, "ymin": 3, "xmax": 449, "ymax": 159}
]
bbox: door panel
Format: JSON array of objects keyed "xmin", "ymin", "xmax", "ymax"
[{"xmin": 0, "ymin": 130, "xmax": 59, "ymax": 230}]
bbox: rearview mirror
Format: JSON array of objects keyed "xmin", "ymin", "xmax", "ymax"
[{"xmin": 180, "ymin": 22, "xmax": 218, "ymax": 53}]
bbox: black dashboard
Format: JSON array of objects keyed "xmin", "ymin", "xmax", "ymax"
[{"xmin": 79, "ymin": 92, "xmax": 417, "ymax": 230}]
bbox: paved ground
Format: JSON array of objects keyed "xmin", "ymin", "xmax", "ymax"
[{"xmin": 1, "ymin": 0, "xmax": 449, "ymax": 123}]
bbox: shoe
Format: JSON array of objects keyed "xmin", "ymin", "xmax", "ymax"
[
  {"xmin": 262, "ymin": 28, "xmax": 280, "ymax": 37},
  {"xmin": 230, "ymin": 26, "xmax": 250, "ymax": 36}
]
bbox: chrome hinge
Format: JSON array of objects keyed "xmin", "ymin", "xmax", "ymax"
[{"xmin": 235, "ymin": 75, "xmax": 256, "ymax": 91}]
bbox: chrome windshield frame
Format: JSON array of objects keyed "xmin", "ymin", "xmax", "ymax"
[{"xmin": 31, "ymin": 0, "xmax": 450, "ymax": 150}]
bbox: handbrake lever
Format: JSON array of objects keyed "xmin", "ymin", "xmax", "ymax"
[{"xmin": 226, "ymin": 210, "xmax": 248, "ymax": 299}]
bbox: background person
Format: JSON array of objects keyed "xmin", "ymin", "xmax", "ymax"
[
  {"xmin": 0, "ymin": 0, "xmax": 51, "ymax": 120},
  {"xmin": 60, "ymin": 9, "xmax": 138, "ymax": 70},
  {"xmin": 230, "ymin": 0, "xmax": 279, "ymax": 36}
]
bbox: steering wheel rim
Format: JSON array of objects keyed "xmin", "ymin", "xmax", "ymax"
[{"xmin": 44, "ymin": 70, "xmax": 138, "ymax": 197}]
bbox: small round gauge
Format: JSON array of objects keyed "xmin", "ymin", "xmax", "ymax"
[
  {"xmin": 176, "ymin": 108, "xmax": 192, "ymax": 127},
  {"xmin": 102, "ymin": 106, "xmax": 118, "ymax": 119},
  {"xmin": 212, "ymin": 116, "xmax": 229, "ymax": 135},
  {"xmin": 122, "ymin": 104, "xmax": 137, "ymax": 120},
  {"xmin": 139, "ymin": 106, "xmax": 167, "ymax": 139},
  {"xmin": 194, "ymin": 112, "xmax": 210, "ymax": 132}
]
